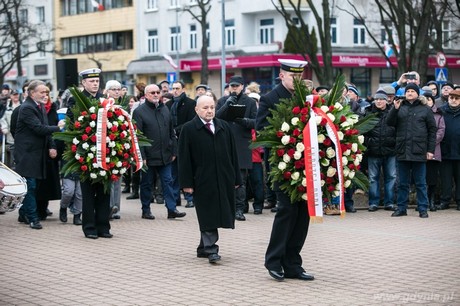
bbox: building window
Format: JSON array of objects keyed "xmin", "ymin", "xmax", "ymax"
[
  {"xmin": 78, "ymin": 0, "xmax": 86, "ymax": 14},
  {"xmin": 225, "ymin": 19, "xmax": 235, "ymax": 47},
  {"xmin": 170, "ymin": 0, "xmax": 179, "ymax": 8},
  {"xmin": 292, "ymin": 17, "xmax": 300, "ymax": 27},
  {"xmin": 61, "ymin": 31, "xmax": 133, "ymax": 55},
  {"xmin": 380, "ymin": 20, "xmax": 393, "ymax": 44},
  {"xmin": 350, "ymin": 68, "xmax": 370, "ymax": 98},
  {"xmin": 36, "ymin": 6, "xmax": 45, "ymax": 23},
  {"xmin": 170, "ymin": 26, "xmax": 181, "ymax": 52},
  {"xmin": 353, "ymin": 18, "xmax": 366, "ymax": 45},
  {"xmin": 147, "ymin": 0, "xmax": 158, "ymax": 10},
  {"xmin": 19, "ymin": 9, "xmax": 28, "ymax": 23},
  {"xmin": 260, "ymin": 18, "xmax": 274, "ymax": 45},
  {"xmin": 379, "ymin": 68, "xmax": 397, "ymax": 84},
  {"xmin": 147, "ymin": 30, "xmax": 159, "ymax": 54},
  {"xmin": 331, "ymin": 17, "xmax": 337, "ymax": 45},
  {"xmin": 442, "ymin": 20, "xmax": 451, "ymax": 48},
  {"xmin": 189, "ymin": 25, "xmax": 197, "ymax": 50},
  {"xmin": 79, "ymin": 36, "xmax": 87, "ymax": 53},
  {"xmin": 70, "ymin": 37, "xmax": 78, "ymax": 54}
]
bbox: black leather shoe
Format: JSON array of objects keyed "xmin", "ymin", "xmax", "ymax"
[
  {"xmin": 85, "ymin": 234, "xmax": 98, "ymax": 239},
  {"xmin": 30, "ymin": 221, "xmax": 43, "ymax": 229},
  {"xmin": 235, "ymin": 212, "xmax": 246, "ymax": 221},
  {"xmin": 271, "ymin": 207, "xmax": 278, "ymax": 213},
  {"xmin": 98, "ymin": 233, "xmax": 113, "ymax": 238},
  {"xmin": 46, "ymin": 208, "xmax": 53, "ymax": 216},
  {"xmin": 113, "ymin": 215, "xmax": 120, "ymax": 219},
  {"xmin": 59, "ymin": 208, "xmax": 67, "ymax": 223},
  {"xmin": 419, "ymin": 211, "xmax": 429, "ymax": 218},
  {"xmin": 126, "ymin": 193, "xmax": 139, "ymax": 200},
  {"xmin": 185, "ymin": 201, "xmax": 194, "ymax": 208},
  {"xmin": 18, "ymin": 214, "xmax": 29, "ymax": 224},
  {"xmin": 268, "ymin": 270, "xmax": 284, "ymax": 281},
  {"xmin": 142, "ymin": 212, "xmax": 155, "ymax": 220},
  {"xmin": 297, "ymin": 271, "xmax": 315, "ymax": 281},
  {"xmin": 73, "ymin": 213, "xmax": 82, "ymax": 225},
  {"xmin": 254, "ymin": 209, "xmax": 262, "ymax": 215},
  {"xmin": 155, "ymin": 196, "xmax": 165, "ymax": 204},
  {"xmin": 346, "ymin": 207, "xmax": 357, "ymax": 213},
  {"xmin": 368, "ymin": 205, "xmax": 378, "ymax": 212},
  {"xmin": 384, "ymin": 205, "xmax": 396, "ymax": 211},
  {"xmin": 208, "ymin": 253, "xmax": 221, "ymax": 263},
  {"xmin": 109, "ymin": 206, "xmax": 118, "ymax": 220},
  {"xmin": 121, "ymin": 186, "xmax": 130, "ymax": 193},
  {"xmin": 197, "ymin": 252, "xmax": 208, "ymax": 258},
  {"xmin": 391, "ymin": 210, "xmax": 407, "ymax": 217},
  {"xmin": 167, "ymin": 210, "xmax": 186, "ymax": 219}
]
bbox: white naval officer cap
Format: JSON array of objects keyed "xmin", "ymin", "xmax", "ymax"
[
  {"xmin": 278, "ymin": 59, "xmax": 308, "ymax": 73},
  {"xmin": 79, "ymin": 68, "xmax": 102, "ymax": 79}
]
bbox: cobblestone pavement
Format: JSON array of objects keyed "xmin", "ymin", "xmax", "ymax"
[{"xmin": 1, "ymin": 194, "xmax": 459, "ymax": 306}]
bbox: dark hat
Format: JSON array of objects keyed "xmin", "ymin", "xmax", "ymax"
[
  {"xmin": 382, "ymin": 85, "xmax": 395, "ymax": 95},
  {"xmin": 10, "ymin": 90, "xmax": 19, "ymax": 95},
  {"xmin": 449, "ymin": 89, "xmax": 460, "ymax": 97},
  {"xmin": 405, "ymin": 83, "xmax": 420, "ymax": 96},
  {"xmin": 79, "ymin": 68, "xmax": 101, "ymax": 79},
  {"xmin": 278, "ymin": 59, "xmax": 308, "ymax": 73},
  {"xmin": 315, "ymin": 85, "xmax": 330, "ymax": 92},
  {"xmin": 229, "ymin": 76, "xmax": 244, "ymax": 86},
  {"xmin": 2, "ymin": 84, "xmax": 10, "ymax": 90},
  {"xmin": 348, "ymin": 85, "xmax": 360, "ymax": 96},
  {"xmin": 195, "ymin": 84, "xmax": 208, "ymax": 91},
  {"xmin": 421, "ymin": 86, "xmax": 433, "ymax": 99},
  {"xmin": 158, "ymin": 79, "xmax": 169, "ymax": 85},
  {"xmin": 374, "ymin": 88, "xmax": 388, "ymax": 100},
  {"xmin": 441, "ymin": 82, "xmax": 454, "ymax": 90}
]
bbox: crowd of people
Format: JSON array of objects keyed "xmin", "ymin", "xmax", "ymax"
[{"xmin": 0, "ymin": 63, "xmax": 459, "ymax": 282}]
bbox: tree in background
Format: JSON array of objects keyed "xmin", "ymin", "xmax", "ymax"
[
  {"xmin": 184, "ymin": 0, "xmax": 211, "ymax": 85},
  {"xmin": 0, "ymin": 0, "xmax": 54, "ymax": 85}
]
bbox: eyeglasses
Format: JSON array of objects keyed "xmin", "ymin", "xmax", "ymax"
[
  {"xmin": 230, "ymin": 84, "xmax": 240, "ymax": 87},
  {"xmin": 148, "ymin": 91, "xmax": 161, "ymax": 95},
  {"xmin": 172, "ymin": 87, "xmax": 181, "ymax": 90},
  {"xmin": 109, "ymin": 88, "xmax": 121, "ymax": 91}
]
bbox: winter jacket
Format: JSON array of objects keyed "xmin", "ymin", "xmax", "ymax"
[
  {"xmin": 364, "ymin": 104, "xmax": 396, "ymax": 157},
  {"xmin": 440, "ymin": 104, "xmax": 460, "ymax": 160}
]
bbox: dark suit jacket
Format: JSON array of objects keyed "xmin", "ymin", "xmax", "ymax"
[
  {"xmin": 14, "ymin": 97, "xmax": 60, "ymax": 179},
  {"xmin": 165, "ymin": 92, "xmax": 196, "ymax": 137},
  {"xmin": 256, "ymin": 83, "xmax": 292, "ymax": 131}
]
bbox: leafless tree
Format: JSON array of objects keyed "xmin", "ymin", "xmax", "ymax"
[
  {"xmin": 183, "ymin": 0, "xmax": 211, "ymax": 85},
  {"xmin": 0, "ymin": 0, "xmax": 54, "ymax": 84}
]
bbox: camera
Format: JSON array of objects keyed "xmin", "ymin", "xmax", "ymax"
[
  {"xmin": 405, "ymin": 74, "xmax": 416, "ymax": 80},
  {"xmin": 395, "ymin": 95, "xmax": 405, "ymax": 100}
]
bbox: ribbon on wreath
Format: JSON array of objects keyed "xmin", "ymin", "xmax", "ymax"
[
  {"xmin": 96, "ymin": 98, "xmax": 143, "ymax": 173},
  {"xmin": 303, "ymin": 95, "xmax": 345, "ymax": 222}
]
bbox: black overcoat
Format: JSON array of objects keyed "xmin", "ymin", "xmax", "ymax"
[
  {"xmin": 255, "ymin": 83, "xmax": 291, "ymax": 131},
  {"xmin": 178, "ymin": 116, "xmax": 242, "ymax": 231},
  {"xmin": 216, "ymin": 93, "xmax": 257, "ymax": 169},
  {"xmin": 14, "ymin": 97, "xmax": 60, "ymax": 179}
]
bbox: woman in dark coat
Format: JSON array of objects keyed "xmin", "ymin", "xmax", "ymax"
[
  {"xmin": 178, "ymin": 95, "xmax": 241, "ymax": 263},
  {"xmin": 36, "ymin": 90, "xmax": 62, "ymax": 220}
]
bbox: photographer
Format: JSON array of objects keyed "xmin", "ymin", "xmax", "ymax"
[{"xmin": 391, "ymin": 71, "xmax": 425, "ymax": 96}]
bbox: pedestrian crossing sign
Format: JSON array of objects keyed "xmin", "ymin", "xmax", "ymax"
[{"xmin": 435, "ymin": 68, "xmax": 448, "ymax": 83}]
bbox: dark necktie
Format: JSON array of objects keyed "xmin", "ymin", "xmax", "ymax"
[{"xmin": 205, "ymin": 122, "xmax": 213, "ymax": 134}]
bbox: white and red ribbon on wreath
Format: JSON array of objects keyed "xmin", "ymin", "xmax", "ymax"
[
  {"xmin": 96, "ymin": 98, "xmax": 143, "ymax": 173},
  {"xmin": 303, "ymin": 95, "xmax": 345, "ymax": 222}
]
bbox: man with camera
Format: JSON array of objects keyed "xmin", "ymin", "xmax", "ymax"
[{"xmin": 391, "ymin": 71, "xmax": 425, "ymax": 97}]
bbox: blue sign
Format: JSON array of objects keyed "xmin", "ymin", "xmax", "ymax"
[
  {"xmin": 435, "ymin": 68, "xmax": 448, "ymax": 84},
  {"xmin": 167, "ymin": 72, "xmax": 177, "ymax": 84}
]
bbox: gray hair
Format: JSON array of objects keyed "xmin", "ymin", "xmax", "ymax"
[
  {"xmin": 105, "ymin": 80, "xmax": 121, "ymax": 90},
  {"xmin": 27, "ymin": 80, "xmax": 46, "ymax": 93}
]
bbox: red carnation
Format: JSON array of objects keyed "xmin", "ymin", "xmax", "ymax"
[
  {"xmin": 120, "ymin": 133, "xmax": 126, "ymax": 139},
  {"xmin": 91, "ymin": 135, "xmax": 97, "ymax": 142},
  {"xmin": 111, "ymin": 174, "xmax": 119, "ymax": 181},
  {"xmin": 327, "ymin": 185, "xmax": 335, "ymax": 192},
  {"xmin": 294, "ymin": 160, "xmax": 304, "ymax": 169},
  {"xmin": 79, "ymin": 157, "xmax": 84, "ymax": 163},
  {"xmin": 121, "ymin": 124, "xmax": 127, "ymax": 131},
  {"xmin": 80, "ymin": 165, "xmax": 88, "ymax": 172},
  {"xmin": 276, "ymin": 131, "xmax": 284, "ymax": 138},
  {"xmin": 90, "ymin": 114, "xmax": 97, "ymax": 120},
  {"xmin": 297, "ymin": 186, "xmax": 306, "ymax": 192},
  {"xmin": 300, "ymin": 107, "xmax": 308, "ymax": 115},
  {"xmin": 109, "ymin": 134, "xmax": 116, "ymax": 141},
  {"xmin": 287, "ymin": 149, "xmax": 295, "ymax": 157},
  {"xmin": 85, "ymin": 126, "xmax": 92, "ymax": 134},
  {"xmin": 318, "ymin": 150, "xmax": 326, "ymax": 158},
  {"xmin": 348, "ymin": 164, "xmax": 355, "ymax": 170},
  {"xmin": 326, "ymin": 177, "xmax": 334, "ymax": 184},
  {"xmin": 81, "ymin": 134, "xmax": 89, "ymax": 141},
  {"xmin": 111, "ymin": 126, "xmax": 118, "ymax": 132},
  {"xmin": 122, "ymin": 161, "xmax": 129, "ymax": 167},
  {"xmin": 81, "ymin": 111, "xmax": 88, "ymax": 116},
  {"xmin": 74, "ymin": 121, "xmax": 81, "ymax": 129},
  {"xmin": 109, "ymin": 162, "xmax": 116, "ymax": 169},
  {"xmin": 329, "ymin": 105, "xmax": 335, "ymax": 112},
  {"xmin": 71, "ymin": 145, "xmax": 77, "ymax": 152},
  {"xmin": 289, "ymin": 137, "xmax": 296, "ymax": 144},
  {"xmin": 340, "ymin": 115, "xmax": 347, "ymax": 123},
  {"xmin": 93, "ymin": 158, "xmax": 97, "ymax": 163},
  {"xmin": 292, "ymin": 129, "xmax": 301, "ymax": 137},
  {"xmin": 323, "ymin": 138, "xmax": 332, "ymax": 146},
  {"xmin": 276, "ymin": 149, "xmax": 285, "ymax": 157},
  {"xmin": 320, "ymin": 118, "xmax": 327, "ymax": 126},
  {"xmin": 107, "ymin": 112, "xmax": 113, "ymax": 118},
  {"xmin": 283, "ymin": 172, "xmax": 292, "ymax": 180},
  {"xmin": 292, "ymin": 106, "xmax": 301, "ymax": 115},
  {"xmin": 300, "ymin": 115, "xmax": 307, "ymax": 123},
  {"xmin": 123, "ymin": 153, "xmax": 129, "ymax": 159}
]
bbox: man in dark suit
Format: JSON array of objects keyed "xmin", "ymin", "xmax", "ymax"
[
  {"xmin": 255, "ymin": 59, "xmax": 315, "ymax": 281},
  {"xmin": 167, "ymin": 80, "xmax": 197, "ymax": 208},
  {"xmin": 14, "ymin": 80, "xmax": 63, "ymax": 229},
  {"xmin": 178, "ymin": 95, "xmax": 242, "ymax": 264},
  {"xmin": 216, "ymin": 75, "xmax": 257, "ymax": 221}
]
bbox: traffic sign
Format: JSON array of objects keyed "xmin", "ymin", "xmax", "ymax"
[
  {"xmin": 436, "ymin": 52, "xmax": 446, "ymax": 67},
  {"xmin": 166, "ymin": 72, "xmax": 177, "ymax": 84},
  {"xmin": 435, "ymin": 68, "xmax": 448, "ymax": 83}
]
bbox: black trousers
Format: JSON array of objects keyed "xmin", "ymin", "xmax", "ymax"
[
  {"xmin": 197, "ymin": 230, "xmax": 219, "ymax": 255},
  {"xmin": 440, "ymin": 160, "xmax": 460, "ymax": 204},
  {"xmin": 81, "ymin": 180, "xmax": 111, "ymax": 236},
  {"xmin": 265, "ymin": 187, "xmax": 310, "ymax": 277}
]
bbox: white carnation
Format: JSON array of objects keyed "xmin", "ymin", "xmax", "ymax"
[
  {"xmin": 356, "ymin": 154, "xmax": 363, "ymax": 162},
  {"xmin": 283, "ymin": 154, "xmax": 291, "ymax": 163},
  {"xmin": 120, "ymin": 168, "xmax": 127, "ymax": 174},
  {"xmin": 293, "ymin": 151, "xmax": 302, "ymax": 160},
  {"xmin": 89, "ymin": 121, "xmax": 96, "ymax": 128},
  {"xmin": 349, "ymin": 114, "xmax": 359, "ymax": 124},
  {"xmin": 351, "ymin": 143, "xmax": 358, "ymax": 152},
  {"xmin": 341, "ymin": 121, "xmax": 351, "ymax": 128},
  {"xmin": 337, "ymin": 131, "xmax": 344, "ymax": 141},
  {"xmin": 344, "ymin": 180, "xmax": 352, "ymax": 188},
  {"xmin": 124, "ymin": 143, "xmax": 131, "ymax": 149},
  {"xmin": 358, "ymin": 135, "xmax": 365, "ymax": 144},
  {"xmin": 320, "ymin": 105, "xmax": 329, "ymax": 113},
  {"xmin": 82, "ymin": 143, "xmax": 89, "ymax": 150},
  {"xmin": 343, "ymin": 167, "xmax": 350, "ymax": 177},
  {"xmin": 301, "ymin": 193, "xmax": 308, "ymax": 200},
  {"xmin": 291, "ymin": 172, "xmax": 300, "ymax": 180},
  {"xmin": 89, "ymin": 107, "xmax": 96, "ymax": 113},
  {"xmin": 116, "ymin": 161, "xmax": 122, "ymax": 167},
  {"xmin": 343, "ymin": 149, "xmax": 351, "ymax": 156},
  {"xmin": 75, "ymin": 153, "xmax": 80, "ymax": 160},
  {"xmin": 90, "ymin": 146, "xmax": 96, "ymax": 152},
  {"xmin": 113, "ymin": 120, "xmax": 120, "ymax": 126},
  {"xmin": 90, "ymin": 173, "xmax": 97, "ymax": 179},
  {"xmin": 99, "ymin": 170, "xmax": 107, "ymax": 176},
  {"xmin": 317, "ymin": 134, "xmax": 325, "ymax": 143},
  {"xmin": 278, "ymin": 162, "xmax": 287, "ymax": 171},
  {"xmin": 281, "ymin": 122, "xmax": 290, "ymax": 132},
  {"xmin": 315, "ymin": 116, "xmax": 322, "ymax": 125},
  {"xmin": 321, "ymin": 180, "xmax": 325, "ymax": 187},
  {"xmin": 349, "ymin": 170, "xmax": 356, "ymax": 179},
  {"xmin": 302, "ymin": 178, "xmax": 307, "ymax": 187},
  {"xmin": 333, "ymin": 190, "xmax": 340, "ymax": 197},
  {"xmin": 342, "ymin": 156, "xmax": 348, "ymax": 166},
  {"xmin": 296, "ymin": 142, "xmax": 305, "ymax": 152},
  {"xmin": 354, "ymin": 159, "xmax": 360, "ymax": 166},
  {"xmin": 327, "ymin": 113, "xmax": 335, "ymax": 122},
  {"xmin": 281, "ymin": 135, "xmax": 291, "ymax": 145},
  {"xmin": 78, "ymin": 116, "xmax": 84, "ymax": 122},
  {"xmin": 109, "ymin": 141, "xmax": 116, "ymax": 148},
  {"xmin": 107, "ymin": 122, "xmax": 113, "ymax": 129},
  {"xmin": 326, "ymin": 166, "xmax": 337, "ymax": 177},
  {"xmin": 73, "ymin": 138, "xmax": 79, "ymax": 145},
  {"xmin": 112, "ymin": 169, "xmax": 119, "ymax": 174},
  {"xmin": 111, "ymin": 150, "xmax": 116, "ymax": 156},
  {"xmin": 291, "ymin": 117, "xmax": 299, "ymax": 126},
  {"xmin": 88, "ymin": 153, "xmax": 94, "ymax": 159},
  {"xmin": 326, "ymin": 147, "xmax": 336, "ymax": 158},
  {"xmin": 93, "ymin": 163, "xmax": 99, "ymax": 168},
  {"xmin": 334, "ymin": 102, "xmax": 343, "ymax": 111}
]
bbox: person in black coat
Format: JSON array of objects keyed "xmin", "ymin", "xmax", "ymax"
[
  {"xmin": 216, "ymin": 75, "xmax": 257, "ymax": 221},
  {"xmin": 386, "ymin": 83, "xmax": 437, "ymax": 218},
  {"xmin": 14, "ymin": 80, "xmax": 63, "ymax": 229},
  {"xmin": 167, "ymin": 80, "xmax": 197, "ymax": 208},
  {"xmin": 132, "ymin": 83, "xmax": 186, "ymax": 220},
  {"xmin": 178, "ymin": 95, "xmax": 242, "ymax": 263},
  {"xmin": 255, "ymin": 59, "xmax": 314, "ymax": 282}
]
